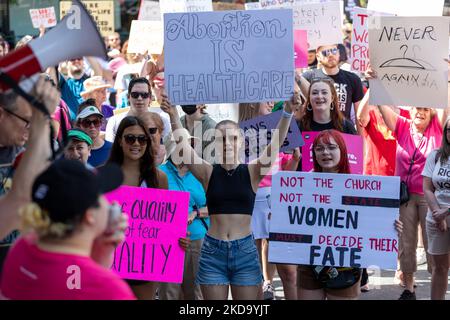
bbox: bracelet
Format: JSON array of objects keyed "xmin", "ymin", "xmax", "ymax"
[{"xmin": 282, "ymin": 109, "xmax": 293, "ymax": 118}]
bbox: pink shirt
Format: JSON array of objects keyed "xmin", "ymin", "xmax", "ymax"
[
  {"xmin": 0, "ymin": 235, "xmax": 136, "ymax": 300},
  {"xmin": 259, "ymin": 153, "xmax": 293, "ymax": 188},
  {"xmin": 394, "ymin": 115, "xmax": 442, "ymax": 195}
]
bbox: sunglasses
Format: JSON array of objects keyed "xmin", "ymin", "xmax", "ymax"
[
  {"xmin": 321, "ymin": 48, "xmax": 338, "ymax": 57},
  {"xmin": 130, "ymin": 91, "xmax": 150, "ymax": 99},
  {"xmin": 123, "ymin": 134, "xmax": 148, "ymax": 146},
  {"xmin": 70, "ymin": 57, "xmax": 83, "ymax": 62},
  {"xmin": 148, "ymin": 127, "xmax": 158, "ymax": 134},
  {"xmin": 81, "ymin": 118, "xmax": 102, "ymax": 128}
]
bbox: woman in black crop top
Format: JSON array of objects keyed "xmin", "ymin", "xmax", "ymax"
[{"xmin": 161, "ymin": 90, "xmax": 301, "ymax": 300}]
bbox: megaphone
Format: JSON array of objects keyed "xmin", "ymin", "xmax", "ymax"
[{"xmin": 0, "ymin": 0, "xmax": 106, "ymax": 92}]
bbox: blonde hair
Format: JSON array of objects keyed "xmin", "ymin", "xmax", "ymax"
[
  {"xmin": 238, "ymin": 103, "xmax": 259, "ymax": 123},
  {"xmin": 20, "ymin": 203, "xmax": 74, "ymax": 239}
]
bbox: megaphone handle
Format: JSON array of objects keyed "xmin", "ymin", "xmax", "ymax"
[{"xmin": 0, "ymin": 70, "xmax": 58, "ymax": 160}]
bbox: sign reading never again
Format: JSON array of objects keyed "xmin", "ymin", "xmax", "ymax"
[
  {"xmin": 269, "ymin": 172, "xmax": 400, "ymax": 269},
  {"xmin": 164, "ymin": 9, "xmax": 295, "ymax": 105}
]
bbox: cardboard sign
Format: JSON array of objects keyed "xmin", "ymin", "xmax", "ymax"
[
  {"xmin": 292, "ymin": 1, "xmax": 343, "ymax": 50},
  {"xmin": 105, "ymin": 186, "xmax": 189, "ymax": 283},
  {"xmin": 164, "ymin": 9, "xmax": 295, "ymax": 105},
  {"xmin": 127, "ymin": 20, "xmax": 164, "ymax": 54},
  {"xmin": 294, "ymin": 30, "xmax": 308, "ymax": 68},
  {"xmin": 367, "ymin": 0, "xmax": 444, "ymax": 16},
  {"xmin": 301, "ymin": 131, "xmax": 363, "ymax": 174},
  {"xmin": 60, "ymin": 1, "xmax": 115, "ymax": 36},
  {"xmin": 240, "ymin": 110, "xmax": 305, "ymax": 162},
  {"xmin": 213, "ymin": 2, "xmax": 245, "ymax": 11},
  {"xmin": 368, "ymin": 16, "xmax": 449, "ymax": 108},
  {"xmin": 245, "ymin": 2, "xmax": 261, "ymax": 10},
  {"xmin": 29, "ymin": 7, "xmax": 57, "ymax": 29},
  {"xmin": 269, "ymin": 172, "xmax": 400, "ymax": 269},
  {"xmin": 138, "ymin": 0, "xmax": 161, "ymax": 21}
]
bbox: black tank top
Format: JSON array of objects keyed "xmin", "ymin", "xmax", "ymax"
[{"xmin": 206, "ymin": 164, "xmax": 256, "ymax": 215}]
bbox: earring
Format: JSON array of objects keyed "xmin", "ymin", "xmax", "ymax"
[
  {"xmin": 307, "ymin": 105, "xmax": 312, "ymax": 111},
  {"xmin": 330, "ymin": 102, "xmax": 335, "ymax": 111}
]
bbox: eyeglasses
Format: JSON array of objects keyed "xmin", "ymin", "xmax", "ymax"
[
  {"xmin": 123, "ymin": 134, "xmax": 148, "ymax": 146},
  {"xmin": 81, "ymin": 118, "xmax": 102, "ymax": 128},
  {"xmin": 2, "ymin": 107, "xmax": 30, "ymax": 129},
  {"xmin": 321, "ymin": 48, "xmax": 339, "ymax": 57},
  {"xmin": 314, "ymin": 144, "xmax": 339, "ymax": 153},
  {"xmin": 148, "ymin": 127, "xmax": 158, "ymax": 134},
  {"xmin": 130, "ymin": 91, "xmax": 151, "ymax": 99}
]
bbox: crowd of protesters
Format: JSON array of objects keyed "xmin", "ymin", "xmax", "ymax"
[{"xmin": 0, "ymin": 4, "xmax": 448, "ymax": 301}]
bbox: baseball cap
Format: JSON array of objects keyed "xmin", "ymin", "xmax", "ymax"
[
  {"xmin": 67, "ymin": 129, "xmax": 93, "ymax": 146},
  {"xmin": 76, "ymin": 106, "xmax": 104, "ymax": 121},
  {"xmin": 32, "ymin": 159, "xmax": 123, "ymax": 224}
]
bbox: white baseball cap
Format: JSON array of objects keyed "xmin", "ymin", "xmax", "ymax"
[{"xmin": 76, "ymin": 106, "xmax": 104, "ymax": 121}]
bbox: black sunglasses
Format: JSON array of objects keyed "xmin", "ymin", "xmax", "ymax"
[
  {"xmin": 81, "ymin": 118, "xmax": 102, "ymax": 128},
  {"xmin": 1, "ymin": 107, "xmax": 30, "ymax": 129},
  {"xmin": 123, "ymin": 134, "xmax": 148, "ymax": 146},
  {"xmin": 130, "ymin": 91, "xmax": 151, "ymax": 99},
  {"xmin": 148, "ymin": 127, "xmax": 158, "ymax": 134}
]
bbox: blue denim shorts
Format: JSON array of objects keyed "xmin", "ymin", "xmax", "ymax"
[{"xmin": 196, "ymin": 234, "xmax": 263, "ymax": 286}]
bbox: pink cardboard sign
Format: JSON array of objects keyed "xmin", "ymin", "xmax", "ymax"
[
  {"xmin": 105, "ymin": 186, "xmax": 189, "ymax": 283},
  {"xmin": 294, "ymin": 30, "xmax": 308, "ymax": 68},
  {"xmin": 301, "ymin": 131, "xmax": 363, "ymax": 174}
]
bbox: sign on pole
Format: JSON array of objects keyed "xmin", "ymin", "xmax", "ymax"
[
  {"xmin": 29, "ymin": 7, "xmax": 57, "ymax": 28},
  {"xmin": 164, "ymin": 9, "xmax": 295, "ymax": 105},
  {"xmin": 269, "ymin": 172, "xmax": 400, "ymax": 269},
  {"xmin": 127, "ymin": 20, "xmax": 164, "ymax": 54}
]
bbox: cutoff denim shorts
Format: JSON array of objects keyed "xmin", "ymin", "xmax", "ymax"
[{"xmin": 196, "ymin": 234, "xmax": 263, "ymax": 286}]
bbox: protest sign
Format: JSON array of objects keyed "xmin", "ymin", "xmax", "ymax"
[
  {"xmin": 239, "ymin": 110, "xmax": 304, "ymax": 162},
  {"xmin": 127, "ymin": 20, "xmax": 164, "ymax": 54},
  {"xmin": 294, "ymin": 30, "xmax": 308, "ymax": 68},
  {"xmin": 29, "ymin": 7, "xmax": 57, "ymax": 29},
  {"xmin": 60, "ymin": 1, "xmax": 114, "ymax": 36},
  {"xmin": 105, "ymin": 186, "xmax": 189, "ymax": 283},
  {"xmin": 292, "ymin": 1, "xmax": 343, "ymax": 50},
  {"xmin": 164, "ymin": 9, "xmax": 295, "ymax": 105},
  {"xmin": 138, "ymin": 0, "xmax": 161, "ymax": 21},
  {"xmin": 160, "ymin": 0, "xmax": 213, "ymax": 14},
  {"xmin": 206, "ymin": 104, "xmax": 239, "ymax": 123},
  {"xmin": 269, "ymin": 171, "xmax": 400, "ymax": 269},
  {"xmin": 301, "ymin": 131, "xmax": 363, "ymax": 174},
  {"xmin": 368, "ymin": 16, "xmax": 449, "ymax": 108},
  {"xmin": 367, "ymin": 0, "xmax": 444, "ymax": 16},
  {"xmin": 245, "ymin": 2, "xmax": 261, "ymax": 10},
  {"xmin": 213, "ymin": 2, "xmax": 245, "ymax": 11}
]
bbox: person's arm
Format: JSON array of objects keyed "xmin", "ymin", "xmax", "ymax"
[
  {"xmin": 356, "ymin": 89, "xmax": 371, "ymax": 128},
  {"xmin": 0, "ymin": 75, "xmax": 60, "ymax": 239},
  {"xmin": 296, "ymin": 71, "xmax": 310, "ymax": 99},
  {"xmin": 85, "ymin": 57, "xmax": 104, "ymax": 77},
  {"xmin": 378, "ymin": 105, "xmax": 399, "ymax": 133},
  {"xmin": 249, "ymin": 90, "xmax": 300, "ymax": 188},
  {"xmin": 160, "ymin": 94, "xmax": 213, "ymax": 191}
]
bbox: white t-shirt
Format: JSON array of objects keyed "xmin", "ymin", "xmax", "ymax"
[{"xmin": 421, "ymin": 149, "xmax": 450, "ymax": 223}]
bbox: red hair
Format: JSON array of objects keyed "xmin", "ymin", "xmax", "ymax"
[{"xmin": 312, "ymin": 130, "xmax": 350, "ymax": 174}]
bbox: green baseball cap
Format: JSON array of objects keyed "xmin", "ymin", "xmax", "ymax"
[{"xmin": 67, "ymin": 129, "xmax": 93, "ymax": 146}]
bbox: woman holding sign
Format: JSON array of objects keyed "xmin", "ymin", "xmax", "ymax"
[
  {"xmin": 160, "ymin": 92, "xmax": 301, "ymax": 300},
  {"xmin": 297, "ymin": 130, "xmax": 403, "ymax": 300},
  {"xmin": 238, "ymin": 102, "xmax": 301, "ymax": 300}
]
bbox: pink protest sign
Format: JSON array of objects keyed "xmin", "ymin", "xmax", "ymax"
[
  {"xmin": 301, "ymin": 131, "xmax": 363, "ymax": 174},
  {"xmin": 294, "ymin": 30, "xmax": 308, "ymax": 68},
  {"xmin": 105, "ymin": 186, "xmax": 189, "ymax": 283}
]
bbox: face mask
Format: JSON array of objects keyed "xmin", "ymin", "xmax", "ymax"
[{"xmin": 181, "ymin": 105, "xmax": 197, "ymax": 115}]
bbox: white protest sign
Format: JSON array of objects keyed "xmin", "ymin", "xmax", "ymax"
[
  {"xmin": 245, "ymin": 2, "xmax": 262, "ymax": 10},
  {"xmin": 127, "ymin": 20, "xmax": 164, "ymax": 54},
  {"xmin": 293, "ymin": 1, "xmax": 343, "ymax": 50},
  {"xmin": 29, "ymin": 7, "xmax": 57, "ymax": 29},
  {"xmin": 269, "ymin": 172, "xmax": 400, "ymax": 269},
  {"xmin": 185, "ymin": 0, "xmax": 213, "ymax": 12},
  {"xmin": 368, "ymin": 16, "xmax": 449, "ymax": 108},
  {"xmin": 138, "ymin": 0, "xmax": 161, "ymax": 21},
  {"xmin": 368, "ymin": 0, "xmax": 444, "ymax": 16},
  {"xmin": 160, "ymin": 0, "xmax": 213, "ymax": 14}
]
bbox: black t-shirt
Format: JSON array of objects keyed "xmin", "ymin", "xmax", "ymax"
[
  {"xmin": 297, "ymin": 119, "xmax": 357, "ymax": 135},
  {"xmin": 302, "ymin": 68, "xmax": 364, "ymax": 122}
]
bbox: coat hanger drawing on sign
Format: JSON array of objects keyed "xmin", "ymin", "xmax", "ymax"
[{"xmin": 379, "ymin": 45, "xmax": 436, "ymax": 71}]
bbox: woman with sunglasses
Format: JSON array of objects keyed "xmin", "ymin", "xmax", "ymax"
[
  {"xmin": 76, "ymin": 100, "xmax": 112, "ymax": 167},
  {"xmin": 107, "ymin": 116, "xmax": 170, "ymax": 300},
  {"xmin": 297, "ymin": 130, "xmax": 403, "ymax": 300},
  {"xmin": 139, "ymin": 112, "xmax": 166, "ymax": 165},
  {"xmin": 160, "ymin": 89, "xmax": 300, "ymax": 300}
]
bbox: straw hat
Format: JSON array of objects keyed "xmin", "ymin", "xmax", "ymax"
[{"xmin": 80, "ymin": 76, "xmax": 112, "ymax": 98}]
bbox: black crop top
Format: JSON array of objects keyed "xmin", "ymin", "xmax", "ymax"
[{"xmin": 206, "ymin": 164, "xmax": 256, "ymax": 215}]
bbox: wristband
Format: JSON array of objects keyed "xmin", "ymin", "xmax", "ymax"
[{"xmin": 282, "ymin": 109, "xmax": 293, "ymax": 118}]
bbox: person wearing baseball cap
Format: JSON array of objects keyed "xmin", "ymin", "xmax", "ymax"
[
  {"xmin": 64, "ymin": 128, "xmax": 93, "ymax": 166},
  {"xmin": 76, "ymin": 104, "xmax": 112, "ymax": 167},
  {"xmin": 0, "ymin": 160, "xmax": 136, "ymax": 300}
]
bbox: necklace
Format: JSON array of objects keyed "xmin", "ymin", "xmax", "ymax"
[{"xmin": 223, "ymin": 165, "xmax": 239, "ymax": 177}]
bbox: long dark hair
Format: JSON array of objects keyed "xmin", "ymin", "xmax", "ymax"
[
  {"xmin": 436, "ymin": 117, "xmax": 450, "ymax": 165},
  {"xmin": 301, "ymin": 78, "xmax": 344, "ymax": 131},
  {"xmin": 107, "ymin": 116, "xmax": 159, "ymax": 188}
]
